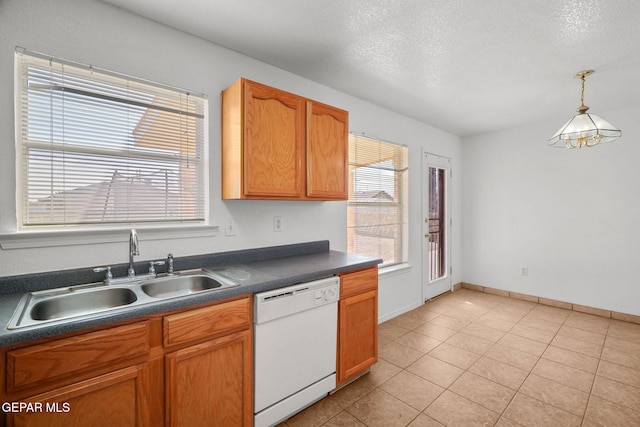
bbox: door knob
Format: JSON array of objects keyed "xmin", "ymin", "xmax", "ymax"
[{"xmin": 425, "ymin": 233, "xmax": 430, "ymax": 238}]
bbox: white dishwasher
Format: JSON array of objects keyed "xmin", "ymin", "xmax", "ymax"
[{"xmin": 254, "ymin": 276, "xmax": 340, "ymax": 427}]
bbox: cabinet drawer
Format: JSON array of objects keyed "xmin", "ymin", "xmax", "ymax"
[
  {"xmin": 7, "ymin": 321, "xmax": 151, "ymax": 393},
  {"xmin": 339, "ymin": 267, "xmax": 378, "ymax": 298},
  {"xmin": 164, "ymin": 296, "xmax": 251, "ymax": 348}
]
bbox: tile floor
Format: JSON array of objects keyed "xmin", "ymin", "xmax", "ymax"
[{"xmin": 279, "ymin": 288, "xmax": 640, "ymax": 426}]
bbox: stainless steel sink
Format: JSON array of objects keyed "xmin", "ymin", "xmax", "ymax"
[
  {"xmin": 141, "ymin": 274, "xmax": 237, "ymax": 299},
  {"xmin": 30, "ymin": 287, "xmax": 138, "ymax": 321},
  {"xmin": 6, "ymin": 270, "xmax": 240, "ymax": 330}
]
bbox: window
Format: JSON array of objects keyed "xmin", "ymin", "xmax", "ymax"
[
  {"xmin": 15, "ymin": 49, "xmax": 208, "ymax": 230},
  {"xmin": 347, "ymin": 134, "xmax": 408, "ymax": 267}
]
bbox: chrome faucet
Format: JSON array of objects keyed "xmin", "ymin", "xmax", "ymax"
[{"xmin": 128, "ymin": 229, "xmax": 139, "ymax": 278}]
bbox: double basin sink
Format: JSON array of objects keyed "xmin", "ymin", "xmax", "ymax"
[{"xmin": 7, "ymin": 270, "xmax": 240, "ymax": 330}]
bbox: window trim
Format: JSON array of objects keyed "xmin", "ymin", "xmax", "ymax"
[
  {"xmin": 0, "ymin": 225, "xmax": 219, "ymax": 250},
  {"xmin": 347, "ymin": 133, "xmax": 409, "ymax": 267},
  {"xmin": 13, "ymin": 48, "xmax": 209, "ymax": 232}
]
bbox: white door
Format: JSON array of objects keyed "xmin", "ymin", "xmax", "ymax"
[{"xmin": 422, "ymin": 152, "xmax": 452, "ymax": 300}]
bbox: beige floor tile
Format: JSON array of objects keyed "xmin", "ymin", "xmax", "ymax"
[
  {"xmin": 597, "ymin": 360, "xmax": 640, "ymax": 388},
  {"xmin": 457, "ymin": 301, "xmax": 493, "ymax": 318},
  {"xmin": 519, "ymin": 374, "xmax": 589, "ymax": 416},
  {"xmin": 527, "ymin": 304, "xmax": 571, "ymax": 323},
  {"xmin": 517, "ymin": 314, "xmax": 563, "ymax": 333},
  {"xmin": 541, "ymin": 345, "xmax": 599, "ymax": 373},
  {"xmin": 600, "ymin": 345, "xmax": 640, "ymax": 370},
  {"xmin": 484, "ymin": 343, "xmax": 539, "ymax": 372},
  {"xmin": 591, "ymin": 375, "xmax": 640, "ymax": 411},
  {"xmin": 379, "ymin": 370, "xmax": 444, "ymax": 411},
  {"xmin": 425, "ymin": 390, "xmax": 500, "ymax": 426},
  {"xmin": 430, "ymin": 314, "xmax": 470, "ymax": 331},
  {"xmin": 394, "ymin": 331, "xmax": 442, "ymax": 354},
  {"xmin": 422, "ymin": 299, "xmax": 461, "ymax": 315},
  {"xmin": 558, "ymin": 325, "xmax": 606, "ymax": 345},
  {"xmin": 388, "ymin": 309, "xmax": 439, "ymax": 330},
  {"xmin": 503, "ymin": 393, "xmax": 581, "ymax": 427},
  {"xmin": 583, "ymin": 395, "xmax": 640, "ymax": 426},
  {"xmin": 367, "ymin": 358, "xmax": 404, "ymax": 385},
  {"xmin": 564, "ymin": 312, "xmax": 610, "ymax": 335},
  {"xmin": 494, "ymin": 417, "xmax": 525, "ymax": 426},
  {"xmin": 462, "ymin": 322, "xmax": 506, "ymax": 343},
  {"xmin": 445, "ymin": 331, "xmax": 494, "ymax": 354},
  {"xmin": 363, "ymin": 360, "xmax": 402, "ymax": 387},
  {"xmin": 474, "ymin": 313, "xmax": 517, "ymax": 332},
  {"xmin": 406, "ymin": 355, "xmax": 464, "ymax": 388},
  {"xmin": 284, "ymin": 395, "xmax": 343, "ymax": 427},
  {"xmin": 346, "ymin": 389, "xmax": 419, "ymax": 427},
  {"xmin": 322, "ymin": 411, "xmax": 367, "ymax": 427},
  {"xmin": 428, "ymin": 342, "xmax": 481, "ymax": 370},
  {"xmin": 378, "ymin": 322, "xmax": 409, "ymax": 345},
  {"xmin": 379, "ymin": 341, "xmax": 424, "ymax": 368},
  {"xmin": 468, "ymin": 356, "xmax": 529, "ymax": 390},
  {"xmin": 413, "ymin": 322, "xmax": 458, "ymax": 342},
  {"xmin": 331, "ymin": 360, "xmax": 401, "ymax": 409},
  {"xmin": 605, "ymin": 335, "xmax": 640, "ymax": 353},
  {"xmin": 531, "ymin": 358, "xmax": 595, "ymax": 392},
  {"xmin": 445, "ymin": 307, "xmax": 479, "ymax": 322},
  {"xmin": 486, "ymin": 307, "xmax": 528, "ymax": 324},
  {"xmin": 550, "ymin": 333, "xmax": 602, "ymax": 358},
  {"xmin": 498, "ymin": 333, "xmax": 548, "ymax": 357},
  {"xmin": 331, "ymin": 377, "xmax": 378, "ymax": 410},
  {"xmin": 499, "ymin": 298, "xmax": 537, "ymax": 311},
  {"xmin": 509, "ymin": 323, "xmax": 556, "ymax": 344},
  {"xmin": 407, "ymin": 414, "xmax": 445, "ymax": 427},
  {"xmin": 449, "ymin": 371, "xmax": 516, "ymax": 413},
  {"xmin": 607, "ymin": 320, "xmax": 640, "ymax": 344}
]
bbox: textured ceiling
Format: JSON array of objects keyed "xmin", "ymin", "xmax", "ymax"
[{"xmin": 100, "ymin": 0, "xmax": 640, "ymax": 137}]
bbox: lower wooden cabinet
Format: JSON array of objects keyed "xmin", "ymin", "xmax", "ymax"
[
  {"xmin": 165, "ymin": 330, "xmax": 253, "ymax": 427},
  {"xmin": 337, "ymin": 267, "xmax": 378, "ymax": 386},
  {"xmin": 0, "ymin": 295, "xmax": 252, "ymax": 427},
  {"xmin": 8, "ymin": 361, "xmax": 162, "ymax": 427}
]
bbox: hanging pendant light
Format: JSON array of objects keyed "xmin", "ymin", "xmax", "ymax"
[{"xmin": 549, "ymin": 70, "xmax": 621, "ymax": 149}]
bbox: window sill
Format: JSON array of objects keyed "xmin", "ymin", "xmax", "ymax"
[
  {"xmin": 379, "ymin": 262, "xmax": 412, "ymax": 277},
  {"xmin": 0, "ymin": 225, "xmax": 219, "ymax": 250}
]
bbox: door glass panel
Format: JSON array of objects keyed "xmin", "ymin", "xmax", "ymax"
[{"xmin": 428, "ymin": 166, "xmax": 446, "ymax": 282}]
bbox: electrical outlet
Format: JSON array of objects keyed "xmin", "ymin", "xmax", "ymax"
[
  {"xmin": 225, "ymin": 219, "xmax": 236, "ymax": 236},
  {"xmin": 520, "ymin": 266, "xmax": 528, "ymax": 276},
  {"xmin": 274, "ymin": 216, "xmax": 282, "ymax": 232}
]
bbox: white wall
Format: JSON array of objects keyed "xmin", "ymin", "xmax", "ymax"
[
  {"xmin": 462, "ymin": 106, "xmax": 640, "ymax": 316},
  {"xmin": 0, "ymin": 0, "xmax": 463, "ymax": 321}
]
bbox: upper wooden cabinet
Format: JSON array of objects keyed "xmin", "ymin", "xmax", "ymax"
[
  {"xmin": 306, "ymin": 101, "xmax": 349, "ymax": 199},
  {"xmin": 222, "ymin": 78, "xmax": 348, "ymax": 200}
]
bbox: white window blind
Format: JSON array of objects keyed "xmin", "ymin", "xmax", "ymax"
[
  {"xmin": 348, "ymin": 134, "xmax": 408, "ymax": 267},
  {"xmin": 15, "ymin": 50, "xmax": 208, "ymax": 229}
]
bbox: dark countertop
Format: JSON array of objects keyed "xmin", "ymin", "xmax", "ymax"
[{"xmin": 0, "ymin": 241, "xmax": 380, "ymax": 347}]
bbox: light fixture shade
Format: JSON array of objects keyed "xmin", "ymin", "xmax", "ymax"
[
  {"xmin": 549, "ymin": 69, "xmax": 621, "ymax": 149},
  {"xmin": 549, "ymin": 112, "xmax": 622, "ymax": 148}
]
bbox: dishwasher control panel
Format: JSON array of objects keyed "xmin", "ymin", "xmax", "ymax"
[
  {"xmin": 254, "ymin": 276, "xmax": 340, "ymax": 324},
  {"xmin": 314, "ymin": 285, "xmax": 339, "ymax": 305}
]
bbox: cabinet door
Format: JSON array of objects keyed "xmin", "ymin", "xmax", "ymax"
[
  {"xmin": 306, "ymin": 101, "xmax": 348, "ymax": 199},
  {"xmin": 243, "ymin": 81, "xmax": 305, "ymax": 198},
  {"xmin": 338, "ymin": 288, "xmax": 378, "ymax": 385},
  {"xmin": 165, "ymin": 330, "xmax": 253, "ymax": 427},
  {"xmin": 8, "ymin": 363, "xmax": 160, "ymax": 427}
]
